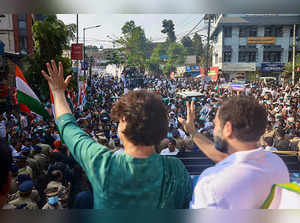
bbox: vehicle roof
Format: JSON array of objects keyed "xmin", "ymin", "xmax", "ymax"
[{"xmin": 176, "ymin": 91, "xmax": 204, "ymax": 98}]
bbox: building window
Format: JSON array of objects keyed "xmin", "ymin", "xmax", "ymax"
[
  {"xmin": 18, "ymin": 21, "xmax": 26, "ymax": 30},
  {"xmin": 239, "ymin": 51, "xmax": 256, "ymax": 62},
  {"xmin": 224, "ymin": 26, "xmax": 232, "ymax": 37},
  {"xmin": 239, "ymin": 26, "xmax": 257, "ymax": 37},
  {"xmin": 265, "ymin": 26, "xmax": 283, "ymax": 37},
  {"xmin": 263, "ymin": 51, "xmax": 281, "ymax": 62},
  {"xmin": 19, "ymin": 36, "xmax": 27, "ymax": 50},
  {"xmin": 249, "ymin": 26, "xmax": 257, "ymax": 37},
  {"xmin": 18, "ymin": 13, "xmax": 26, "ymax": 21},
  {"xmin": 223, "ymin": 51, "xmax": 232, "ymax": 62},
  {"xmin": 275, "ymin": 26, "xmax": 283, "ymax": 37},
  {"xmin": 264, "ymin": 26, "xmax": 273, "ymax": 36},
  {"xmin": 239, "ymin": 26, "xmax": 248, "ymax": 37}
]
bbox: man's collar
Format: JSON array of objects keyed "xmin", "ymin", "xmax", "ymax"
[{"xmin": 216, "ymin": 147, "xmax": 265, "ymax": 166}]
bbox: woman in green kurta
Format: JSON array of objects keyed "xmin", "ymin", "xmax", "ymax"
[{"xmin": 42, "ymin": 60, "xmax": 192, "ymax": 209}]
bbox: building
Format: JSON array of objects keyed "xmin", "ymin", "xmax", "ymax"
[
  {"xmin": 210, "ymin": 14, "xmax": 300, "ymax": 80},
  {"xmin": 0, "ymin": 14, "xmax": 15, "ymax": 54},
  {"xmin": 0, "ymin": 13, "xmax": 45, "ymax": 56}
]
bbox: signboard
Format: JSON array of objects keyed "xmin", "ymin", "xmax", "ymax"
[
  {"xmin": 71, "ymin": 44, "xmax": 83, "ymax": 60},
  {"xmin": 247, "ymin": 37, "xmax": 275, "ymax": 44},
  {"xmin": 176, "ymin": 66, "xmax": 186, "ymax": 74},
  {"xmin": 222, "ymin": 63, "xmax": 256, "ymax": 72},
  {"xmin": 261, "ymin": 63, "xmax": 284, "ymax": 72},
  {"xmin": 185, "ymin": 55, "xmax": 196, "ymax": 64},
  {"xmin": 160, "ymin": 55, "xmax": 168, "ymax": 59},
  {"xmin": 208, "ymin": 67, "xmax": 219, "ymax": 81},
  {"xmin": 200, "ymin": 68, "xmax": 206, "ymax": 77}
]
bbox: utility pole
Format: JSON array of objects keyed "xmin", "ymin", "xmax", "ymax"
[
  {"xmin": 292, "ymin": 24, "xmax": 296, "ymax": 85},
  {"xmin": 206, "ymin": 15, "xmax": 212, "ymax": 76},
  {"xmin": 76, "ymin": 14, "xmax": 79, "ymax": 92}
]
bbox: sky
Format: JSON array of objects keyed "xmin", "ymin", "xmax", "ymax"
[{"xmin": 57, "ymin": 14, "xmax": 207, "ymax": 48}]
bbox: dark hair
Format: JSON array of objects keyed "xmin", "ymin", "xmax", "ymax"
[
  {"xmin": 264, "ymin": 137, "xmax": 274, "ymax": 147},
  {"xmin": 218, "ymin": 96, "xmax": 267, "ymax": 142},
  {"xmin": 0, "ymin": 138, "xmax": 12, "ymax": 192},
  {"xmin": 168, "ymin": 138, "xmax": 177, "ymax": 146},
  {"xmin": 111, "ymin": 90, "xmax": 168, "ymax": 146}
]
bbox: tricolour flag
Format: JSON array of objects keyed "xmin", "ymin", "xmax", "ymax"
[
  {"xmin": 49, "ymin": 88, "xmax": 56, "ymax": 122},
  {"xmin": 16, "ymin": 65, "xmax": 49, "ymax": 120}
]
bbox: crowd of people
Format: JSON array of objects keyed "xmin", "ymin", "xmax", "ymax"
[{"xmin": 0, "ymin": 60, "xmax": 299, "ymax": 209}]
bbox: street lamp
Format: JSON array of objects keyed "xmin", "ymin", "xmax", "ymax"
[{"xmin": 83, "ymin": 25, "xmax": 101, "ymax": 80}]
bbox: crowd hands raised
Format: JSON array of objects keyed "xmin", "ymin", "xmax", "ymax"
[{"xmin": 0, "ymin": 59, "xmax": 299, "ymax": 209}]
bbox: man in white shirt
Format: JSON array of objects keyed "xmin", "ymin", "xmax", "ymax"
[
  {"xmin": 179, "ymin": 96, "xmax": 289, "ymax": 209},
  {"xmin": 160, "ymin": 138, "xmax": 179, "ymax": 156}
]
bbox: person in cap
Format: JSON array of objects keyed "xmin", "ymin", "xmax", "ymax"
[
  {"xmin": 47, "ymin": 170, "xmax": 69, "ymax": 208},
  {"xmin": 8, "ymin": 180, "xmax": 38, "ymax": 210},
  {"xmin": 8, "ymin": 174, "xmax": 41, "ymax": 204},
  {"xmin": 32, "ymin": 136, "xmax": 53, "ymax": 157},
  {"xmin": 32, "ymin": 145, "xmax": 49, "ymax": 172},
  {"xmin": 21, "ymin": 146, "xmax": 40, "ymax": 180},
  {"xmin": 14, "ymin": 155, "xmax": 33, "ymax": 178},
  {"xmin": 42, "ymin": 186, "xmax": 63, "ymax": 209}
]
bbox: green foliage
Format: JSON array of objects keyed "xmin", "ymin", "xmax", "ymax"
[
  {"xmin": 284, "ymin": 54, "xmax": 300, "ymax": 80},
  {"xmin": 161, "ymin": 19, "xmax": 176, "ymax": 43},
  {"xmin": 105, "ymin": 49, "xmax": 125, "ymax": 66},
  {"xmin": 117, "ymin": 20, "xmax": 150, "ymax": 71},
  {"xmin": 23, "ymin": 15, "xmax": 76, "ymax": 101},
  {"xmin": 181, "ymin": 36, "xmax": 194, "ymax": 55},
  {"xmin": 147, "ymin": 43, "xmax": 168, "ymax": 74},
  {"xmin": 163, "ymin": 42, "xmax": 187, "ymax": 74},
  {"xmin": 192, "ymin": 33, "xmax": 204, "ymax": 56}
]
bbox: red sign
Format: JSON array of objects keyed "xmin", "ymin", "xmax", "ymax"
[
  {"xmin": 297, "ymin": 67, "xmax": 300, "ymax": 72},
  {"xmin": 71, "ymin": 44, "xmax": 83, "ymax": 60},
  {"xmin": 208, "ymin": 67, "xmax": 219, "ymax": 81}
]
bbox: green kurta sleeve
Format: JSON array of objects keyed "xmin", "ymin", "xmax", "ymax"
[{"xmin": 56, "ymin": 113, "xmax": 112, "ymax": 176}]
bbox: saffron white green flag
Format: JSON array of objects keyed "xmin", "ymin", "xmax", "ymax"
[{"xmin": 16, "ymin": 65, "xmax": 50, "ymax": 120}]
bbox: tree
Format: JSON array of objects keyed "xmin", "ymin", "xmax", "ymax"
[
  {"xmin": 284, "ymin": 54, "xmax": 300, "ymax": 81},
  {"xmin": 181, "ymin": 36, "xmax": 194, "ymax": 55},
  {"xmin": 117, "ymin": 21, "xmax": 150, "ymax": 72},
  {"xmin": 192, "ymin": 33, "xmax": 204, "ymax": 56},
  {"xmin": 161, "ymin": 19, "xmax": 176, "ymax": 43},
  {"xmin": 105, "ymin": 49, "xmax": 125, "ymax": 67},
  {"xmin": 24, "ymin": 15, "xmax": 76, "ymax": 100},
  {"xmin": 163, "ymin": 42, "xmax": 186, "ymax": 75},
  {"xmin": 147, "ymin": 43, "xmax": 168, "ymax": 75}
]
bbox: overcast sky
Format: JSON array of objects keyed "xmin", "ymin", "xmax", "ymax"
[{"xmin": 57, "ymin": 14, "xmax": 206, "ymax": 48}]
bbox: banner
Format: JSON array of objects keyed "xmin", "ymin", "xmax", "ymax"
[
  {"xmin": 261, "ymin": 63, "xmax": 284, "ymax": 72},
  {"xmin": 208, "ymin": 67, "xmax": 219, "ymax": 81},
  {"xmin": 71, "ymin": 44, "xmax": 83, "ymax": 60},
  {"xmin": 247, "ymin": 37, "xmax": 275, "ymax": 44}
]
